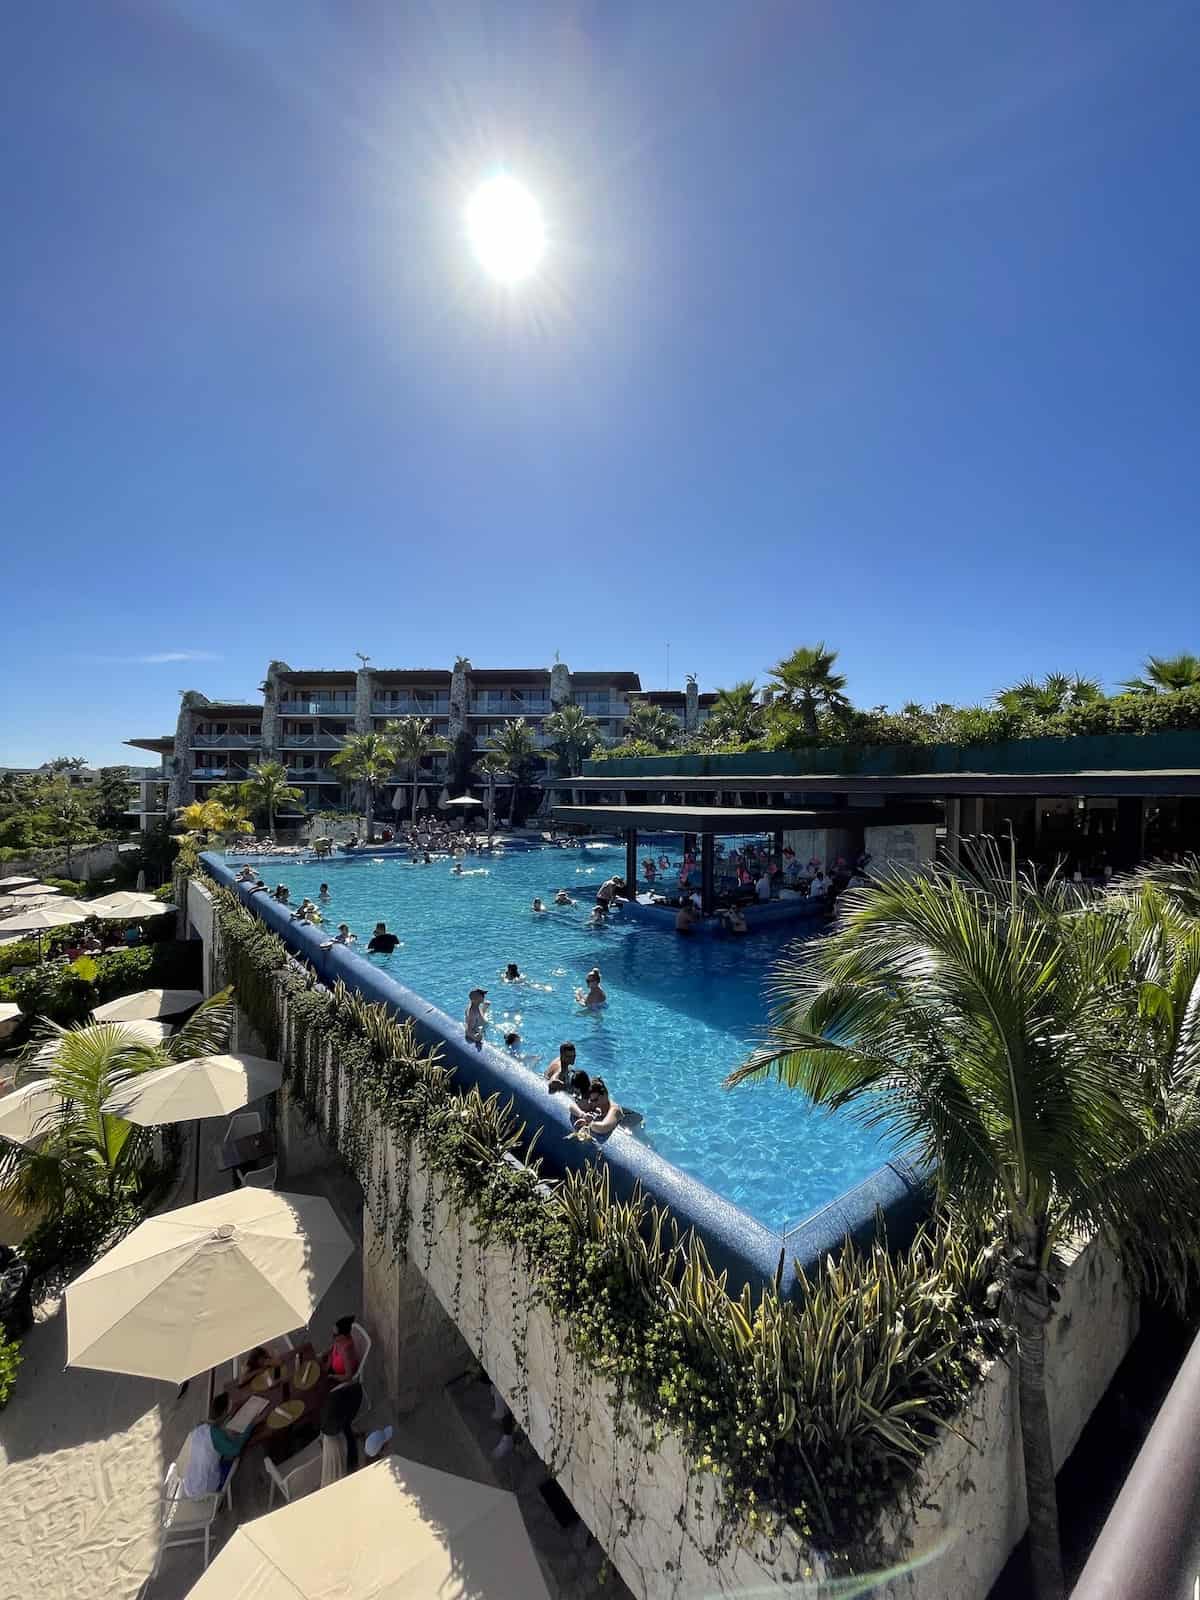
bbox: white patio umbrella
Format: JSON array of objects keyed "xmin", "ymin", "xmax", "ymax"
[
  {"xmin": 0, "ymin": 1001, "xmax": 22, "ymax": 1041},
  {"xmin": 32, "ymin": 1018, "xmax": 172, "ymax": 1067},
  {"xmin": 0, "ymin": 1080, "xmax": 65, "ymax": 1148},
  {"xmin": 436, "ymin": 786, "xmax": 450, "ymax": 810},
  {"xmin": 88, "ymin": 891, "xmax": 175, "ymax": 921},
  {"xmin": 92, "ymin": 988, "xmax": 204, "ymax": 1023},
  {"xmin": 185, "ymin": 1455, "xmax": 553, "ymax": 1600},
  {"xmin": 0, "ymin": 875, "xmax": 38, "ymax": 891},
  {"xmin": 2, "ymin": 901, "xmax": 90, "ymax": 937},
  {"xmin": 444, "ymin": 795, "xmax": 483, "ymax": 808},
  {"xmin": 65, "ymin": 1187, "xmax": 354, "ymax": 1385},
  {"xmin": 10, "ymin": 883, "xmax": 62, "ymax": 898}
]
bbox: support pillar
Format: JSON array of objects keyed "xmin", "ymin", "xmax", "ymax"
[
  {"xmin": 625, "ymin": 827, "xmax": 638, "ymax": 899},
  {"xmin": 945, "ymin": 797, "xmax": 962, "ymax": 865},
  {"xmin": 773, "ymin": 828, "xmax": 784, "ymax": 873},
  {"xmin": 1115, "ymin": 796, "xmax": 1145, "ymax": 869},
  {"xmin": 701, "ymin": 834, "xmax": 715, "ymax": 914}
]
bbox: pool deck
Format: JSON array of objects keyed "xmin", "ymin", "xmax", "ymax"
[{"xmin": 201, "ymin": 852, "xmax": 929, "ymax": 1300}]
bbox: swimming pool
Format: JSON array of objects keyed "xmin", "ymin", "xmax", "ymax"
[{"xmin": 251, "ymin": 843, "xmax": 895, "ymax": 1232}]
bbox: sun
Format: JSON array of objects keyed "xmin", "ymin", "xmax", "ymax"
[{"xmin": 465, "ymin": 175, "xmax": 546, "ymax": 284}]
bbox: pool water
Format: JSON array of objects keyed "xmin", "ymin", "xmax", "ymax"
[{"xmin": 254, "ymin": 843, "xmax": 895, "ymax": 1232}]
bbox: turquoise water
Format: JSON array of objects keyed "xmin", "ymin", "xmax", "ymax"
[{"xmin": 252, "ymin": 843, "xmax": 894, "ymax": 1231}]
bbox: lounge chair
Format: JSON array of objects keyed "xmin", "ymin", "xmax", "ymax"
[
  {"xmin": 148, "ymin": 1456, "xmax": 238, "ymax": 1578},
  {"xmin": 264, "ymin": 1437, "xmax": 324, "ymax": 1508}
]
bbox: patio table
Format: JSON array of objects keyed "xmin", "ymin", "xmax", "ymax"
[
  {"xmin": 217, "ymin": 1130, "xmax": 276, "ymax": 1173},
  {"xmin": 224, "ymin": 1344, "xmax": 334, "ymax": 1462}
]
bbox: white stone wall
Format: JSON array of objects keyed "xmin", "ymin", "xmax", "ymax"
[{"xmin": 864, "ymin": 822, "xmax": 939, "ymax": 875}]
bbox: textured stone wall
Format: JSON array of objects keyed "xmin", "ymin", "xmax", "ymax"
[
  {"xmin": 169, "ymin": 690, "xmax": 209, "ymax": 809},
  {"xmin": 355, "ymin": 667, "xmax": 373, "ymax": 733},
  {"xmin": 550, "ymin": 661, "xmax": 571, "ymax": 710},
  {"xmin": 863, "ymin": 822, "xmax": 939, "ymax": 874}
]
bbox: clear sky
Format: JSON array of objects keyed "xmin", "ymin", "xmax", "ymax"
[{"xmin": 3, "ymin": 1, "xmax": 1198, "ymax": 767}]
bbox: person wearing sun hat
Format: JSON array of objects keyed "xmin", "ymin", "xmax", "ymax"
[{"xmin": 464, "ymin": 988, "xmax": 489, "ymax": 1044}]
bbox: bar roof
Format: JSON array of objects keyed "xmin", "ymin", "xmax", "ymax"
[
  {"xmin": 125, "ymin": 737, "xmax": 174, "ymax": 754},
  {"xmin": 274, "ymin": 669, "xmax": 357, "ymax": 685},
  {"xmin": 563, "ymin": 770, "xmax": 1200, "ymax": 798},
  {"xmin": 552, "ymin": 803, "xmax": 940, "ymax": 833},
  {"xmin": 570, "ymin": 670, "xmax": 642, "ymax": 690}
]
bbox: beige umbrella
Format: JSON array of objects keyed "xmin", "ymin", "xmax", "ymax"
[
  {"xmin": 88, "ymin": 891, "xmax": 175, "ymax": 920},
  {"xmin": 33, "ymin": 1018, "xmax": 172, "ymax": 1067},
  {"xmin": 2, "ymin": 901, "xmax": 90, "ymax": 935},
  {"xmin": 100, "ymin": 1052, "xmax": 282, "ymax": 1124},
  {"xmin": 0, "ymin": 1001, "xmax": 22, "ymax": 1042},
  {"xmin": 185, "ymin": 1455, "xmax": 553, "ymax": 1600},
  {"xmin": 10, "ymin": 882, "xmax": 62, "ymax": 898},
  {"xmin": 0, "ymin": 1080, "xmax": 65, "ymax": 1148},
  {"xmin": 92, "ymin": 988, "xmax": 204, "ymax": 1023},
  {"xmin": 65, "ymin": 1187, "xmax": 354, "ymax": 1384},
  {"xmin": 444, "ymin": 794, "xmax": 483, "ymax": 808},
  {"xmin": 0, "ymin": 875, "xmax": 38, "ymax": 891}
]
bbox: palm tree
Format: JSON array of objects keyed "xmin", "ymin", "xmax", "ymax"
[
  {"xmin": 704, "ymin": 680, "xmax": 763, "ymax": 743},
  {"xmin": 624, "ymin": 701, "xmax": 681, "ymax": 751},
  {"xmin": 331, "ymin": 729, "xmax": 398, "ymax": 841},
  {"xmin": 176, "ymin": 798, "xmax": 253, "ymax": 843},
  {"xmin": 767, "ymin": 643, "xmax": 850, "ymax": 738},
  {"xmin": 385, "ymin": 718, "xmax": 448, "ymax": 819},
  {"xmin": 238, "ymin": 760, "xmax": 303, "ymax": 840},
  {"xmin": 1121, "ymin": 653, "xmax": 1200, "ymax": 695},
  {"xmin": 726, "ymin": 858, "xmax": 1200, "ymax": 1600},
  {"xmin": 486, "ymin": 719, "xmax": 538, "ymax": 825},
  {"xmin": 542, "ymin": 704, "xmax": 602, "ymax": 776},
  {"xmin": 996, "ymin": 674, "xmax": 1103, "ymax": 717}
]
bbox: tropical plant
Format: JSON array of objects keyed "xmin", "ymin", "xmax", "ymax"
[
  {"xmin": 485, "ymin": 719, "xmax": 538, "ymax": 825},
  {"xmin": 542, "ymin": 704, "xmax": 602, "ymax": 776},
  {"xmin": 768, "ymin": 643, "xmax": 851, "ymax": 739},
  {"xmin": 237, "ymin": 760, "xmax": 303, "ymax": 840},
  {"xmin": 996, "ymin": 674, "xmax": 1103, "ymax": 717},
  {"xmin": 624, "ymin": 701, "xmax": 681, "ymax": 751},
  {"xmin": 726, "ymin": 856, "xmax": 1200, "ymax": 1599},
  {"xmin": 703, "ymin": 680, "xmax": 764, "ymax": 744},
  {"xmin": 331, "ymin": 730, "xmax": 398, "ymax": 841},
  {"xmin": 385, "ymin": 719, "xmax": 448, "ymax": 819},
  {"xmin": 1122, "ymin": 653, "xmax": 1200, "ymax": 695},
  {"xmin": 176, "ymin": 798, "xmax": 253, "ymax": 842},
  {"xmin": 0, "ymin": 1329, "xmax": 21, "ymax": 1408}
]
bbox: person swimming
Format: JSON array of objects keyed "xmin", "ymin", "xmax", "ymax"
[
  {"xmin": 531, "ymin": 898, "xmax": 547, "ymax": 914},
  {"xmin": 554, "ymin": 889, "xmax": 575, "ymax": 906},
  {"xmin": 576, "ymin": 968, "xmax": 607, "ymax": 1007},
  {"xmin": 503, "ymin": 962, "xmax": 522, "ymax": 981},
  {"xmin": 464, "ymin": 988, "xmax": 489, "ymax": 1043}
]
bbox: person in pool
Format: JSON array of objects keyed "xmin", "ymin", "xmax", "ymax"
[
  {"xmin": 544, "ymin": 1041, "xmax": 577, "ymax": 1090},
  {"xmin": 318, "ymin": 883, "xmax": 330, "ymax": 899},
  {"xmin": 503, "ymin": 962, "xmax": 522, "ymax": 981},
  {"xmin": 587, "ymin": 903, "xmax": 609, "ymax": 926},
  {"xmin": 576, "ymin": 968, "xmax": 607, "ymax": 1007},
  {"xmin": 570, "ymin": 1077, "xmax": 623, "ymax": 1136},
  {"xmin": 531, "ymin": 897, "xmax": 547, "ymax": 914},
  {"xmin": 464, "ymin": 988, "xmax": 489, "ymax": 1043},
  {"xmin": 321, "ymin": 923, "xmax": 356, "ymax": 949},
  {"xmin": 554, "ymin": 889, "xmax": 575, "ymax": 906}
]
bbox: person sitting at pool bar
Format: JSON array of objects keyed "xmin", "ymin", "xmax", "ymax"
[
  {"xmin": 720, "ymin": 905, "xmax": 748, "ymax": 935},
  {"xmin": 675, "ymin": 900, "xmax": 700, "ymax": 935},
  {"xmin": 545, "ymin": 1042, "xmax": 577, "ymax": 1090},
  {"xmin": 570, "ymin": 1077, "xmax": 623, "ymax": 1136},
  {"xmin": 755, "ymin": 870, "xmax": 772, "ymax": 902}
]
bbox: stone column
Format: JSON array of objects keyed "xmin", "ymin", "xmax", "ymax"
[
  {"xmin": 355, "ymin": 668, "xmax": 374, "ymax": 733},
  {"xmin": 685, "ymin": 673, "xmax": 699, "ymax": 732},
  {"xmin": 550, "ymin": 660, "xmax": 571, "ymax": 710},
  {"xmin": 449, "ymin": 657, "xmax": 470, "ymax": 742},
  {"xmin": 169, "ymin": 691, "xmax": 209, "ymax": 810},
  {"xmin": 261, "ymin": 660, "xmax": 289, "ymax": 761}
]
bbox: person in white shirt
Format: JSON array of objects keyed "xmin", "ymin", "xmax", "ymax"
[
  {"xmin": 755, "ymin": 872, "xmax": 771, "ymax": 902},
  {"xmin": 809, "ymin": 872, "xmax": 828, "ymax": 898},
  {"xmin": 181, "ymin": 1394, "xmax": 250, "ymax": 1498}
]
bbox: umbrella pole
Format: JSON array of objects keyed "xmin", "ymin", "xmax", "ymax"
[{"xmin": 192, "ymin": 1118, "xmax": 202, "ymax": 1204}]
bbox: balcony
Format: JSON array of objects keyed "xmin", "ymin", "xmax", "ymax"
[
  {"xmin": 468, "ymin": 697, "xmax": 550, "ymax": 715},
  {"xmin": 278, "ymin": 733, "xmax": 347, "ymax": 750},
  {"xmin": 277, "ymin": 699, "xmax": 355, "ymax": 716},
  {"xmin": 190, "ymin": 734, "xmax": 262, "ymax": 749},
  {"xmin": 286, "ymin": 767, "xmax": 342, "ymax": 783},
  {"xmin": 192, "ymin": 768, "xmax": 250, "ymax": 782},
  {"xmin": 371, "ymin": 697, "xmax": 451, "ymax": 716},
  {"xmin": 572, "ymin": 698, "xmax": 630, "ymax": 717}
]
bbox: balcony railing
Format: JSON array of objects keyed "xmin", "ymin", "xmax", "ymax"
[
  {"xmin": 192, "ymin": 768, "xmax": 251, "ymax": 781},
  {"xmin": 468, "ymin": 698, "xmax": 550, "ymax": 715},
  {"xmin": 190, "ymin": 734, "xmax": 262, "ymax": 749},
  {"xmin": 371, "ymin": 697, "xmax": 451, "ymax": 716},
  {"xmin": 277, "ymin": 699, "xmax": 355, "ymax": 715},
  {"xmin": 572, "ymin": 698, "xmax": 630, "ymax": 717},
  {"xmin": 286, "ymin": 767, "xmax": 342, "ymax": 782},
  {"xmin": 278, "ymin": 733, "xmax": 347, "ymax": 750}
]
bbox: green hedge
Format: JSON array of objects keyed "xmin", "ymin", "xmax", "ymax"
[{"xmin": 0, "ymin": 940, "xmax": 201, "ymax": 1023}]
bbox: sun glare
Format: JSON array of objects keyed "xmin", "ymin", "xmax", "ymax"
[{"xmin": 465, "ymin": 175, "xmax": 545, "ymax": 284}]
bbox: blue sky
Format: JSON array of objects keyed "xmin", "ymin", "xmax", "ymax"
[{"xmin": 3, "ymin": 1, "xmax": 1198, "ymax": 767}]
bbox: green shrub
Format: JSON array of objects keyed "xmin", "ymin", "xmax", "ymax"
[
  {"xmin": 20, "ymin": 1196, "xmax": 144, "ymax": 1284},
  {"xmin": 43, "ymin": 877, "xmax": 84, "ymax": 895},
  {"xmin": 3, "ymin": 940, "xmax": 202, "ymax": 1022},
  {"xmin": 0, "ymin": 1329, "xmax": 21, "ymax": 1408}
]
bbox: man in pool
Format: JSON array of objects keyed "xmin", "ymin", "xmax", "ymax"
[
  {"xmin": 367, "ymin": 922, "xmax": 400, "ymax": 954},
  {"xmin": 321, "ymin": 924, "xmax": 356, "ymax": 949},
  {"xmin": 675, "ymin": 900, "xmax": 700, "ymax": 935},
  {"xmin": 464, "ymin": 988, "xmax": 489, "ymax": 1043},
  {"xmin": 554, "ymin": 889, "xmax": 574, "ymax": 906},
  {"xmin": 576, "ymin": 968, "xmax": 606, "ymax": 1007},
  {"xmin": 544, "ymin": 1041, "xmax": 577, "ymax": 1090},
  {"xmin": 531, "ymin": 897, "xmax": 547, "ymax": 914}
]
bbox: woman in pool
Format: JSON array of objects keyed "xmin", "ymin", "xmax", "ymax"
[
  {"xmin": 570, "ymin": 1077, "xmax": 622, "ymax": 1136},
  {"xmin": 575, "ymin": 968, "xmax": 607, "ymax": 1007},
  {"xmin": 531, "ymin": 897, "xmax": 547, "ymax": 914},
  {"xmin": 503, "ymin": 962, "xmax": 522, "ymax": 982}
]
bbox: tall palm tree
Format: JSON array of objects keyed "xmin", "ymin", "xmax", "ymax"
[
  {"xmin": 726, "ymin": 860, "xmax": 1200, "ymax": 1600},
  {"xmin": 331, "ymin": 729, "xmax": 397, "ymax": 841},
  {"xmin": 238, "ymin": 760, "xmax": 303, "ymax": 840},
  {"xmin": 542, "ymin": 704, "xmax": 602, "ymax": 776},
  {"xmin": 1121, "ymin": 653, "xmax": 1200, "ymax": 695},
  {"xmin": 624, "ymin": 701, "xmax": 681, "ymax": 751},
  {"xmin": 704, "ymin": 680, "xmax": 763, "ymax": 743},
  {"xmin": 385, "ymin": 718, "xmax": 448, "ymax": 819},
  {"xmin": 486, "ymin": 719, "xmax": 538, "ymax": 825},
  {"xmin": 176, "ymin": 798, "xmax": 253, "ymax": 843},
  {"xmin": 996, "ymin": 673, "xmax": 1103, "ymax": 717},
  {"xmin": 767, "ymin": 643, "xmax": 850, "ymax": 738}
]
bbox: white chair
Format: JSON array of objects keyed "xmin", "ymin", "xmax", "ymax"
[
  {"xmin": 239, "ymin": 1158, "xmax": 277, "ymax": 1189},
  {"xmin": 264, "ymin": 1437, "xmax": 323, "ymax": 1508},
  {"xmin": 148, "ymin": 1457, "xmax": 237, "ymax": 1578}
]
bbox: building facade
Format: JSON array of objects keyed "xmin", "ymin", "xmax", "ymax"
[{"xmin": 129, "ymin": 658, "xmax": 699, "ymax": 815}]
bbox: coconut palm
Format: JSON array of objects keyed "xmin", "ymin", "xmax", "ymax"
[
  {"xmin": 1121, "ymin": 653, "xmax": 1200, "ymax": 695},
  {"xmin": 486, "ymin": 719, "xmax": 538, "ymax": 825},
  {"xmin": 385, "ymin": 718, "xmax": 448, "ymax": 819},
  {"xmin": 1, "ymin": 994, "xmax": 236, "ymax": 1216},
  {"xmin": 767, "ymin": 643, "xmax": 850, "ymax": 738},
  {"xmin": 726, "ymin": 859, "xmax": 1200, "ymax": 1599},
  {"xmin": 331, "ymin": 729, "xmax": 398, "ymax": 841},
  {"xmin": 996, "ymin": 674, "xmax": 1102, "ymax": 717},
  {"xmin": 237, "ymin": 760, "xmax": 303, "ymax": 840},
  {"xmin": 704, "ymin": 680, "xmax": 763, "ymax": 743},
  {"xmin": 542, "ymin": 704, "xmax": 602, "ymax": 776},
  {"xmin": 624, "ymin": 701, "xmax": 681, "ymax": 751}
]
